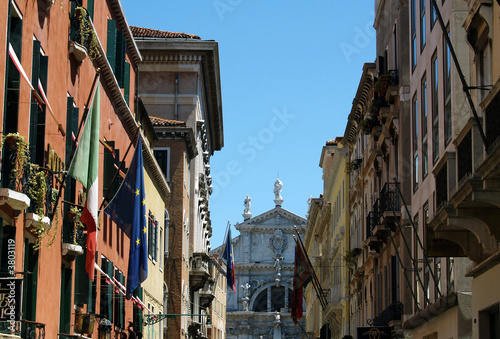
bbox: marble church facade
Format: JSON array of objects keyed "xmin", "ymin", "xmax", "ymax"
[{"xmin": 214, "ymin": 180, "xmax": 308, "ymax": 339}]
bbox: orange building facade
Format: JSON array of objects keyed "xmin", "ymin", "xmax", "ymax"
[{"xmin": 0, "ymin": 0, "xmax": 168, "ymax": 338}]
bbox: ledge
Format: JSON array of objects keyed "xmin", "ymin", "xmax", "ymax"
[{"xmin": 0, "ymin": 188, "xmax": 30, "ymax": 213}]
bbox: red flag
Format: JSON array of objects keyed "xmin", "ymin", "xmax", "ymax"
[{"xmin": 291, "ymin": 237, "xmax": 313, "ymax": 325}]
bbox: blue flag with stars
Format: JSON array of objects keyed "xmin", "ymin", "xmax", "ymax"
[{"xmin": 104, "ymin": 137, "xmax": 148, "ymax": 299}]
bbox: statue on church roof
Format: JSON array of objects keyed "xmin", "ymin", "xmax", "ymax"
[
  {"xmin": 244, "ymin": 195, "xmax": 252, "ymax": 214},
  {"xmin": 273, "ymin": 178, "xmax": 284, "ymax": 207},
  {"xmin": 273, "ymin": 178, "xmax": 283, "ymax": 200}
]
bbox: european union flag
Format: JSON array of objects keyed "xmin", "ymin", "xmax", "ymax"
[
  {"xmin": 223, "ymin": 226, "xmax": 235, "ymax": 292},
  {"xmin": 104, "ymin": 137, "xmax": 148, "ymax": 299}
]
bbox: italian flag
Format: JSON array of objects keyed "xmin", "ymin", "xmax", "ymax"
[{"xmin": 68, "ymin": 81, "xmax": 100, "ymax": 281}]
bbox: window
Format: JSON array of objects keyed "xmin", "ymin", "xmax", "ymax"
[
  {"xmin": 420, "ymin": 0, "xmax": 426, "ymax": 51},
  {"xmin": 431, "ymin": 0, "xmax": 437, "ymax": 28},
  {"xmin": 411, "ymin": 0, "xmax": 417, "ymax": 70},
  {"xmin": 413, "ymin": 215, "xmax": 420, "ymax": 311},
  {"xmin": 4, "ymin": 1, "xmax": 23, "ymax": 136},
  {"xmin": 423, "ymin": 202, "xmax": 430, "ymax": 306},
  {"xmin": 447, "ymin": 257, "xmax": 454, "ymax": 293},
  {"xmin": 114, "ymin": 268, "xmax": 125, "ymax": 329},
  {"xmin": 444, "ymin": 26, "xmax": 452, "ymax": 144},
  {"xmin": 421, "ymin": 74, "xmax": 428, "ymax": 178},
  {"xmin": 103, "ymin": 140, "xmax": 125, "ymax": 202},
  {"xmin": 434, "ymin": 257, "xmax": 441, "ymax": 298},
  {"xmin": 412, "ymin": 94, "xmax": 419, "ymax": 190},
  {"xmin": 29, "ymin": 40, "xmax": 48, "ymax": 165},
  {"xmin": 148, "ymin": 211, "xmax": 158, "ymax": 262},
  {"xmin": 154, "ymin": 148, "xmax": 170, "ymax": 181},
  {"xmin": 479, "ymin": 304, "xmax": 500, "ymax": 338},
  {"xmin": 431, "ymin": 52, "xmax": 439, "ymax": 162},
  {"xmin": 100, "ymin": 256, "xmax": 114, "ymax": 320},
  {"xmin": 106, "ymin": 19, "xmax": 131, "ymax": 104}
]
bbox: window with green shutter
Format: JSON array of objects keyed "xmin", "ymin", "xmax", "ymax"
[
  {"xmin": 100, "ymin": 257, "xmax": 114, "ymax": 320},
  {"xmin": 106, "ymin": 19, "xmax": 117, "ymax": 73},
  {"xmin": 59, "ymin": 265, "xmax": 73, "ymax": 333},
  {"xmin": 114, "ymin": 269, "xmax": 125, "ymax": 328},
  {"xmin": 133, "ymin": 287, "xmax": 143, "ymax": 333},
  {"xmin": 148, "ymin": 212, "xmax": 158, "ymax": 261}
]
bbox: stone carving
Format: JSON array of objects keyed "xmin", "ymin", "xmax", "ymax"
[
  {"xmin": 269, "ymin": 228, "xmax": 288, "ymax": 257},
  {"xmin": 306, "ymin": 195, "xmax": 312, "ymax": 218},
  {"xmin": 274, "ymin": 178, "xmax": 283, "ymax": 200},
  {"xmin": 251, "ymin": 279, "xmax": 266, "ymax": 293},
  {"xmin": 241, "ymin": 282, "xmax": 251, "ymax": 297}
]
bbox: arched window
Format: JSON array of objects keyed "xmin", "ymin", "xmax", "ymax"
[{"xmin": 252, "ymin": 286, "xmax": 292, "ymax": 312}]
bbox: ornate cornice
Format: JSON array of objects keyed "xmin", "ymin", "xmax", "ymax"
[{"xmin": 142, "ymin": 54, "xmax": 204, "ymax": 64}]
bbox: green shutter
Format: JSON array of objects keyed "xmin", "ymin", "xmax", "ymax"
[
  {"xmin": 29, "ymin": 40, "xmax": 41, "ymax": 163},
  {"xmin": 35, "ymin": 55, "xmax": 48, "ymax": 166},
  {"xmin": 100, "ymin": 257, "xmax": 108, "ymax": 317},
  {"xmin": 103, "ymin": 140, "xmax": 115, "ymax": 200},
  {"xmin": 107, "ymin": 260, "xmax": 114, "ymax": 321},
  {"xmin": 87, "ymin": 0, "xmax": 94, "ymax": 20},
  {"xmin": 154, "ymin": 217, "xmax": 158, "ymax": 261},
  {"xmin": 74, "ymin": 251, "xmax": 90, "ymax": 305},
  {"xmin": 89, "ymin": 251, "xmax": 98, "ymax": 313},
  {"xmin": 115, "ymin": 31, "xmax": 126, "ymax": 86},
  {"xmin": 123, "ymin": 61, "xmax": 130, "ymax": 105},
  {"xmin": 59, "ymin": 265, "xmax": 73, "ymax": 333},
  {"xmin": 106, "ymin": 20, "xmax": 117, "ymax": 73},
  {"xmin": 133, "ymin": 287, "xmax": 143, "ymax": 333}
]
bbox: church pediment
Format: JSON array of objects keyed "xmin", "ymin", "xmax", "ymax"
[{"xmin": 236, "ymin": 207, "xmax": 307, "ymax": 230}]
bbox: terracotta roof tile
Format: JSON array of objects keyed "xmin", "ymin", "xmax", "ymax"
[
  {"xmin": 131, "ymin": 26, "xmax": 200, "ymax": 40},
  {"xmin": 150, "ymin": 116, "xmax": 186, "ymax": 127}
]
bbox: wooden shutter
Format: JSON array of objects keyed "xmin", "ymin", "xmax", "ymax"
[
  {"xmin": 115, "ymin": 30, "xmax": 126, "ymax": 86},
  {"xmin": 59, "ymin": 265, "xmax": 73, "ymax": 333},
  {"xmin": 123, "ymin": 61, "xmax": 130, "ymax": 105},
  {"xmin": 106, "ymin": 19, "xmax": 117, "ymax": 72}
]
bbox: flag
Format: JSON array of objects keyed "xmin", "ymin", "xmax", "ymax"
[
  {"xmin": 223, "ymin": 226, "xmax": 235, "ymax": 292},
  {"xmin": 291, "ymin": 237, "xmax": 313, "ymax": 325},
  {"xmin": 68, "ymin": 81, "xmax": 100, "ymax": 281},
  {"xmin": 104, "ymin": 137, "xmax": 148, "ymax": 298}
]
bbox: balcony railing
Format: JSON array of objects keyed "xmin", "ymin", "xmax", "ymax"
[
  {"xmin": 379, "ymin": 182, "xmax": 400, "ymax": 213},
  {"xmin": 367, "ymin": 301, "xmax": 403, "ymax": 327}
]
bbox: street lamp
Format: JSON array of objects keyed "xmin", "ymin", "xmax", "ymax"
[{"xmin": 98, "ymin": 318, "xmax": 112, "ymax": 339}]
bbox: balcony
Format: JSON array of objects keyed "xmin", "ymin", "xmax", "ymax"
[
  {"xmin": 199, "ymin": 277, "xmax": 216, "ymax": 308},
  {"xmin": 190, "ymin": 252, "xmax": 211, "ymax": 291},
  {"xmin": 1, "ymin": 139, "xmax": 57, "ymax": 221},
  {"xmin": 379, "ymin": 182, "xmax": 400, "ymax": 231},
  {"xmin": 367, "ymin": 301, "xmax": 403, "ymax": 327}
]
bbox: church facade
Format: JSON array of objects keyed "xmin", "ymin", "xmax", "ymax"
[{"xmin": 216, "ymin": 180, "xmax": 308, "ymax": 339}]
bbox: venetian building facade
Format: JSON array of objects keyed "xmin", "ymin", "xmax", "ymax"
[
  {"xmin": 303, "ymin": 137, "xmax": 350, "ymax": 339},
  {"xmin": 432, "ymin": 0, "xmax": 500, "ymax": 337},
  {"xmin": 132, "ymin": 26, "xmax": 224, "ymax": 339},
  {"xmin": 403, "ymin": 0, "xmax": 474, "ymax": 337},
  {"xmin": 214, "ymin": 180, "xmax": 307, "ymax": 339}
]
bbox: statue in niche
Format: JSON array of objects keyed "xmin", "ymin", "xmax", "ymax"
[
  {"xmin": 273, "ymin": 178, "xmax": 283, "ymax": 200},
  {"xmin": 243, "ymin": 195, "xmax": 251, "ymax": 214},
  {"xmin": 274, "ymin": 256, "xmax": 284, "ymax": 275},
  {"xmin": 241, "ymin": 282, "xmax": 251, "ymax": 297}
]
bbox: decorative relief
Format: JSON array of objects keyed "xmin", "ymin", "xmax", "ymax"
[{"xmin": 269, "ymin": 228, "xmax": 288, "ymax": 256}]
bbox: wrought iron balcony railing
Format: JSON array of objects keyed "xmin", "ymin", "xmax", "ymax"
[{"xmin": 379, "ymin": 182, "xmax": 400, "ymax": 213}]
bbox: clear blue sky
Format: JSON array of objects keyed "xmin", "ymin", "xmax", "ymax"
[{"xmin": 121, "ymin": 1, "xmax": 376, "ymax": 248}]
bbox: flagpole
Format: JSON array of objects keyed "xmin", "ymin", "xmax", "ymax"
[
  {"xmin": 293, "ymin": 226, "xmax": 328, "ymax": 310},
  {"xmin": 50, "ymin": 70, "xmax": 101, "ymax": 220},
  {"xmin": 98, "ymin": 127, "xmax": 141, "ymax": 214}
]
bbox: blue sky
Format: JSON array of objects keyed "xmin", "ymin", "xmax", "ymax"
[{"xmin": 121, "ymin": 1, "xmax": 376, "ymax": 248}]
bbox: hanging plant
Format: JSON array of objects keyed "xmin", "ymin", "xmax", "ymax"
[
  {"xmin": 27, "ymin": 164, "xmax": 48, "ymax": 218},
  {"xmin": 344, "ymin": 248, "xmax": 362, "ymax": 265},
  {"xmin": 1, "ymin": 133, "xmax": 30, "ymax": 186},
  {"xmin": 74, "ymin": 7, "xmax": 100, "ymax": 62}
]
